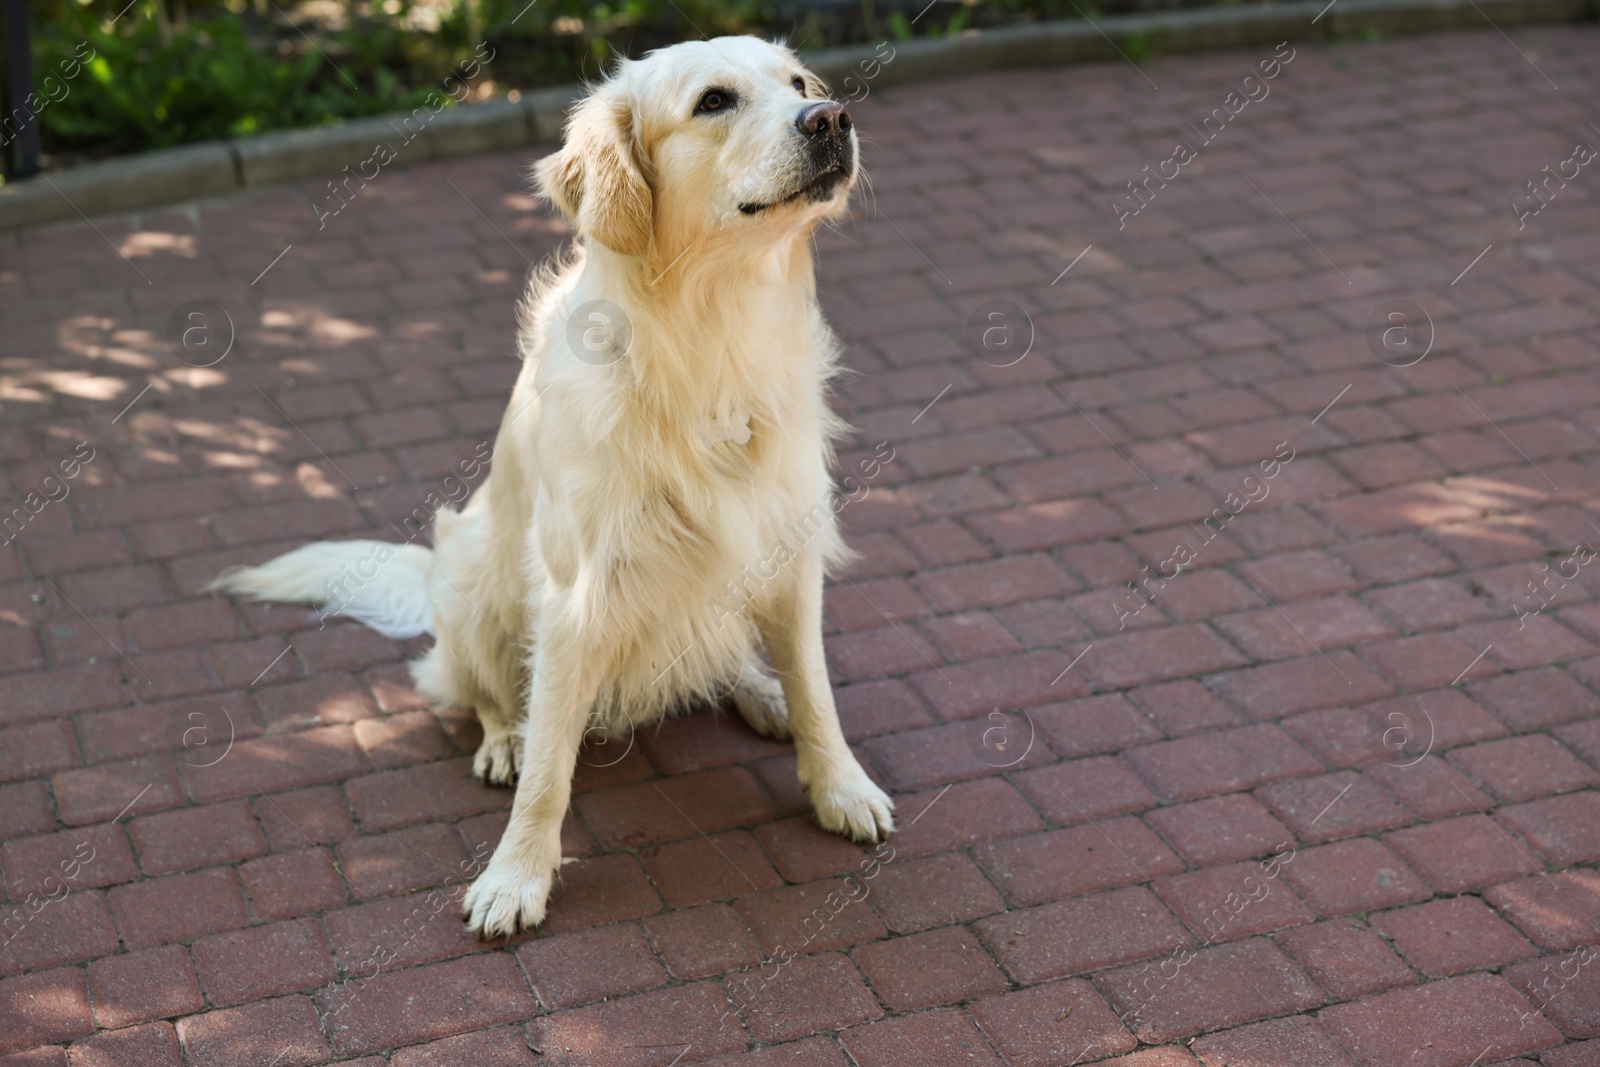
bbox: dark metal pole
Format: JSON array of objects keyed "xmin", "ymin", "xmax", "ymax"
[{"xmin": 1, "ymin": 0, "xmax": 41, "ymax": 179}]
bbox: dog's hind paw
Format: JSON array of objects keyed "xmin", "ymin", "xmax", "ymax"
[
  {"xmin": 731, "ymin": 672, "xmax": 790, "ymax": 739},
  {"xmin": 473, "ymin": 729, "xmax": 523, "ymax": 786},
  {"xmin": 462, "ymin": 858, "xmax": 553, "ymax": 938},
  {"xmin": 812, "ymin": 772, "xmax": 896, "ymax": 845}
]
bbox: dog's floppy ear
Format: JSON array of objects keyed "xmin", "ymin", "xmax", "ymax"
[{"xmin": 535, "ymin": 92, "xmax": 653, "ymax": 256}]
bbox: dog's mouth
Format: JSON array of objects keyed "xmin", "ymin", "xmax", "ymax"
[{"xmin": 738, "ymin": 164, "xmax": 852, "ymax": 216}]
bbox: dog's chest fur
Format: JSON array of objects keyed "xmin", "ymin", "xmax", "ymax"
[{"xmin": 502, "ymin": 253, "xmax": 845, "ymax": 719}]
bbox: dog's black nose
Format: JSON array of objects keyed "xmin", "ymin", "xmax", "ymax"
[{"xmin": 797, "ymin": 101, "xmax": 852, "ymax": 139}]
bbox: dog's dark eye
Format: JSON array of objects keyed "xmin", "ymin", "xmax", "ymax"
[
  {"xmin": 792, "ymin": 75, "xmax": 806, "ymax": 95},
  {"xmin": 695, "ymin": 89, "xmax": 732, "ymax": 114}
]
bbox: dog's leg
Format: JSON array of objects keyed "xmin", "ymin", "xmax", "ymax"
[
  {"xmin": 415, "ymin": 502, "xmax": 533, "ymax": 787},
  {"xmin": 755, "ymin": 555, "xmax": 894, "ymax": 843},
  {"xmin": 472, "ymin": 705, "xmax": 525, "ymax": 785},
  {"xmin": 462, "ymin": 614, "xmax": 602, "ymax": 937},
  {"xmin": 730, "ymin": 657, "xmax": 790, "ymax": 739},
  {"xmin": 412, "ymin": 623, "xmax": 527, "ymax": 786}
]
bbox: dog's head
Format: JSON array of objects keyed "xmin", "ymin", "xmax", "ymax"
[{"xmin": 535, "ymin": 37, "xmax": 857, "ymax": 257}]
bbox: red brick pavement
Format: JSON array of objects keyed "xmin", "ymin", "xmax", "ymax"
[{"xmin": 2, "ymin": 23, "xmax": 1600, "ymax": 1066}]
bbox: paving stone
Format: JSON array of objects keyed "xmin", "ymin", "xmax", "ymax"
[
  {"xmin": 638, "ymin": 830, "xmax": 784, "ymax": 908},
  {"xmin": 967, "ymin": 979, "xmax": 1137, "ymax": 1067},
  {"xmin": 517, "ymin": 922, "xmax": 666, "ymax": 1010},
  {"xmin": 315, "ymin": 953, "xmax": 536, "ymax": 1055},
  {"xmin": 1387, "ymin": 814, "xmax": 1551, "ymax": 893},
  {"xmin": 0, "ymin": 968, "xmax": 93, "ymax": 1054},
  {"xmin": 1485, "ymin": 870, "xmax": 1600, "ymax": 951},
  {"xmin": 1123, "ymin": 725, "xmax": 1323, "ymax": 802},
  {"xmin": 1205, "ymin": 652, "xmax": 1394, "ymax": 720},
  {"xmin": 1280, "ymin": 838, "xmax": 1431, "ymax": 917},
  {"xmin": 888, "ymin": 777, "xmax": 1044, "ymax": 856},
  {"xmin": 179, "ymin": 725, "xmax": 369, "ymax": 802},
  {"xmin": 1371, "ymin": 896, "xmax": 1538, "ymax": 978},
  {"xmin": 343, "ymin": 758, "xmax": 510, "ymax": 831},
  {"xmin": 838, "ymin": 1009, "xmax": 1002, "ymax": 1066},
  {"xmin": 322, "ymin": 886, "xmax": 485, "ymax": 975},
  {"xmin": 1364, "ymin": 755, "xmax": 1494, "ymax": 820},
  {"xmin": 1320, "ymin": 974, "xmax": 1562, "ymax": 1067},
  {"xmin": 239, "ymin": 849, "xmax": 349, "ymax": 920},
  {"xmin": 730, "ymin": 952, "xmax": 881, "ymax": 1044},
  {"xmin": 1470, "ymin": 668, "xmax": 1600, "ymax": 732},
  {"xmin": 1192, "ymin": 1015, "xmax": 1357, "ymax": 1067},
  {"xmin": 1276, "ymin": 918, "xmax": 1417, "ymax": 1001},
  {"xmin": 1449, "ymin": 736, "xmax": 1600, "ymax": 804},
  {"xmin": 1546, "ymin": 1039, "xmax": 1600, "ymax": 1067},
  {"xmin": 108, "ymin": 868, "xmax": 249, "ymax": 950},
  {"xmin": 1144, "ymin": 794, "xmax": 1294, "ymax": 868},
  {"xmin": 388, "ymin": 1026, "xmax": 540, "ymax": 1067},
  {"xmin": 694, "ymin": 1037, "xmax": 847, "ymax": 1067},
  {"xmin": 129, "ymin": 800, "xmax": 267, "ymax": 875},
  {"xmin": 539, "ymin": 852, "xmax": 663, "ymax": 933},
  {"xmin": 1152, "ymin": 861, "xmax": 1315, "ymax": 944},
  {"xmin": 190, "ymin": 918, "xmax": 340, "ymax": 1007},
  {"xmin": 87, "ymin": 946, "xmax": 204, "ymax": 1029},
  {"xmin": 1501, "ymin": 793, "xmax": 1600, "ymax": 866},
  {"xmin": 1126, "ymin": 681, "xmax": 1239, "ymax": 737},
  {"xmin": 858, "ymin": 718, "xmax": 1045, "ymax": 794},
  {"xmin": 974, "ymin": 886, "xmax": 1192, "ymax": 984},
  {"xmin": 973, "ymin": 818, "xmax": 1184, "ymax": 907},
  {"xmin": 753, "ymin": 817, "xmax": 885, "ymax": 883},
  {"xmin": 1095, "ymin": 938, "xmax": 1323, "ymax": 1044},
  {"xmin": 253, "ymin": 785, "xmax": 358, "ymax": 849},
  {"xmin": 852, "ymin": 925, "xmax": 1007, "ymax": 1011},
  {"xmin": 860, "ymin": 850, "xmax": 1004, "ymax": 933},
  {"xmin": 1504, "ymin": 954, "xmax": 1600, "ymax": 1040},
  {"xmin": 574, "ymin": 767, "xmax": 776, "ymax": 849},
  {"xmin": 334, "ymin": 823, "xmax": 471, "ymax": 899},
  {"xmin": 0, "ymin": 781, "xmax": 55, "ymax": 840},
  {"xmin": 175, "ymin": 995, "xmax": 329, "ymax": 1067},
  {"xmin": 1090, "ymin": 1050, "xmax": 1198, "ymax": 1067},
  {"xmin": 51, "ymin": 758, "xmax": 184, "ymax": 826},
  {"xmin": 643, "ymin": 903, "xmax": 761, "ymax": 981},
  {"xmin": 67, "ymin": 1022, "xmax": 184, "ymax": 1067},
  {"xmin": 0, "ymin": 822, "xmax": 137, "ymax": 895},
  {"xmin": 733, "ymin": 876, "xmax": 888, "ymax": 956},
  {"xmin": 1255, "ymin": 770, "xmax": 1410, "ymax": 844}
]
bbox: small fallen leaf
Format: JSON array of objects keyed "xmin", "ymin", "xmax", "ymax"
[{"xmin": 1057, "ymin": 1006, "xmax": 1073, "ymax": 1021}]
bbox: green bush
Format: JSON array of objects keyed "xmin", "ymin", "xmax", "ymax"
[
  {"xmin": 26, "ymin": 0, "xmax": 779, "ymax": 157},
  {"xmin": 13, "ymin": 0, "xmax": 1138, "ymax": 162},
  {"xmin": 33, "ymin": 2, "xmax": 440, "ymax": 154}
]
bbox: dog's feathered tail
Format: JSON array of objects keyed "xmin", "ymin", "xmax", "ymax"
[{"xmin": 208, "ymin": 540, "xmax": 434, "ymax": 639}]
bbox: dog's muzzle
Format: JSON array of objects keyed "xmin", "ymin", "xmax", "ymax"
[
  {"xmin": 737, "ymin": 101, "xmax": 856, "ymax": 215},
  {"xmin": 797, "ymin": 101, "xmax": 854, "ymax": 201}
]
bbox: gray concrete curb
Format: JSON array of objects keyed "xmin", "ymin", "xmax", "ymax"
[
  {"xmin": 0, "ymin": 0, "xmax": 1589, "ymax": 234},
  {"xmin": 804, "ymin": 0, "xmax": 1587, "ymax": 83}
]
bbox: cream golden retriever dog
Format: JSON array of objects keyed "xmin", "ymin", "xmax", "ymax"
[{"xmin": 213, "ymin": 36, "xmax": 894, "ymax": 937}]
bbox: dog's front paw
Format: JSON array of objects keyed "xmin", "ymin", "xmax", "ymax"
[
  {"xmin": 462, "ymin": 853, "xmax": 554, "ymax": 938},
  {"xmin": 811, "ymin": 770, "xmax": 895, "ymax": 844},
  {"xmin": 473, "ymin": 729, "xmax": 523, "ymax": 786}
]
